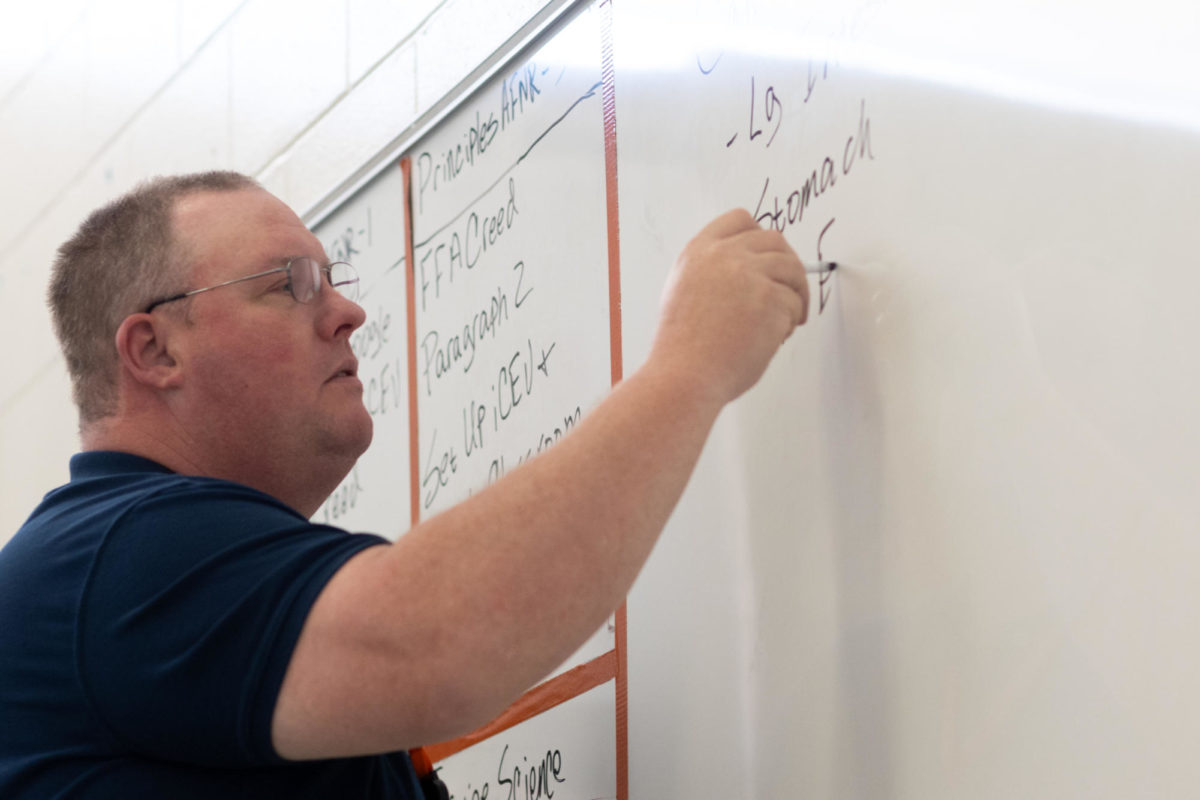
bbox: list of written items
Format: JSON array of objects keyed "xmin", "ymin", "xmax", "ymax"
[
  {"xmin": 412, "ymin": 57, "xmax": 610, "ymax": 517},
  {"xmin": 313, "ymin": 52, "xmax": 879, "ymax": 527},
  {"xmin": 415, "ymin": 169, "xmax": 598, "ymax": 514},
  {"xmin": 708, "ymin": 52, "xmax": 878, "ymax": 314},
  {"xmin": 315, "ymin": 206, "xmax": 411, "ymax": 527}
]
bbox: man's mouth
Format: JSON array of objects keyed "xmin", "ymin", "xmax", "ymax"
[{"xmin": 329, "ymin": 360, "xmax": 359, "ymax": 382}]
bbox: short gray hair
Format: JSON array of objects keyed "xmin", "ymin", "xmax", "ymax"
[{"xmin": 48, "ymin": 171, "xmax": 261, "ymax": 423}]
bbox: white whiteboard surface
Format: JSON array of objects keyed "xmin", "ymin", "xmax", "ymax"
[
  {"xmin": 300, "ymin": 0, "xmax": 1200, "ymax": 795},
  {"xmin": 312, "ymin": 163, "xmax": 411, "ymax": 537},
  {"xmin": 614, "ymin": 1, "xmax": 1200, "ymax": 798}
]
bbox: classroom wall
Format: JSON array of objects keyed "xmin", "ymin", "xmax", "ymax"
[{"xmin": 0, "ymin": 0, "xmax": 554, "ymax": 541}]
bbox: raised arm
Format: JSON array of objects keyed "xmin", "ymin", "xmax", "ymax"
[{"xmin": 272, "ymin": 209, "xmax": 810, "ymax": 759}]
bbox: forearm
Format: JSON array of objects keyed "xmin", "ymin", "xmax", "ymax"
[{"xmin": 386, "ymin": 357, "xmax": 724, "ymax": 724}]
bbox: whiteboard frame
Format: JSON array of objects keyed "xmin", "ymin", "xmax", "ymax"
[{"xmin": 301, "ymin": 0, "xmax": 588, "ymax": 230}]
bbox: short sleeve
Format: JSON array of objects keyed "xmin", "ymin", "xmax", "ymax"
[{"xmin": 76, "ymin": 480, "xmax": 388, "ymax": 767}]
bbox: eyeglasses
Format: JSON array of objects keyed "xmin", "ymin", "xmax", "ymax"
[{"xmin": 143, "ymin": 257, "xmax": 359, "ymax": 313}]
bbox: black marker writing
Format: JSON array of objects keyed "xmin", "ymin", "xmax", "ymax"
[
  {"xmin": 487, "ymin": 405, "xmax": 581, "ymax": 485},
  {"xmin": 804, "ymin": 59, "xmax": 829, "ymax": 104},
  {"xmin": 512, "ymin": 260, "xmax": 532, "ymax": 308},
  {"xmin": 421, "ymin": 282, "xmax": 512, "ymax": 396},
  {"xmin": 422, "ymin": 429, "xmax": 458, "ymax": 509},
  {"xmin": 817, "ymin": 218, "xmax": 837, "ymax": 315},
  {"xmin": 415, "ymin": 109, "xmax": 500, "ymax": 212},
  {"xmin": 364, "ymin": 357, "xmax": 404, "ymax": 417},
  {"xmin": 351, "ymin": 307, "xmax": 392, "ymax": 362},
  {"xmin": 319, "ymin": 467, "xmax": 364, "ymax": 524},
  {"xmin": 753, "ymin": 98, "xmax": 875, "ymax": 235},
  {"xmin": 727, "ymin": 76, "xmax": 782, "ymax": 149},
  {"xmin": 418, "ymin": 178, "xmax": 520, "ymax": 312},
  {"xmin": 496, "ymin": 744, "xmax": 565, "ymax": 800}
]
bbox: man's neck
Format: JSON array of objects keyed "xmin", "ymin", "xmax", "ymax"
[
  {"xmin": 81, "ymin": 414, "xmax": 208, "ymax": 478},
  {"xmin": 82, "ymin": 413, "xmax": 340, "ymax": 519}
]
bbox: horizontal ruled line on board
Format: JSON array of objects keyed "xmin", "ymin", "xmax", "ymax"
[
  {"xmin": 413, "ymin": 81, "xmax": 602, "ymax": 252},
  {"xmin": 425, "ymin": 648, "xmax": 618, "ymax": 763}
]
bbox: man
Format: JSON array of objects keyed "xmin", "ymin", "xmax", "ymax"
[{"xmin": 0, "ymin": 171, "xmax": 810, "ymax": 797}]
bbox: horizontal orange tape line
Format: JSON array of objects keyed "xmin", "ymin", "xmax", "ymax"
[{"xmin": 426, "ymin": 648, "xmax": 618, "ymax": 763}]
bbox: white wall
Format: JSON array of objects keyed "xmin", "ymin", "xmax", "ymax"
[{"xmin": 0, "ymin": 0, "xmax": 554, "ymax": 539}]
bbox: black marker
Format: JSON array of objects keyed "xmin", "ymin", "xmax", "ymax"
[{"xmin": 805, "ymin": 261, "xmax": 838, "ymax": 275}]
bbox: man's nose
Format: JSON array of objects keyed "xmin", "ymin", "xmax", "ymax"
[{"xmin": 318, "ymin": 284, "xmax": 368, "ymax": 339}]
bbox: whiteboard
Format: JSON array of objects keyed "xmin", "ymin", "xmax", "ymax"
[
  {"xmin": 312, "ymin": 162, "xmax": 411, "ymax": 537},
  {"xmin": 613, "ymin": 1, "xmax": 1200, "ymax": 798},
  {"xmin": 304, "ymin": 0, "xmax": 1200, "ymax": 796},
  {"xmin": 408, "ymin": 9, "xmax": 611, "ymax": 515}
]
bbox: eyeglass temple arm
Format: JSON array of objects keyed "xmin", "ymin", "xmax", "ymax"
[{"xmin": 142, "ymin": 266, "xmax": 290, "ymax": 313}]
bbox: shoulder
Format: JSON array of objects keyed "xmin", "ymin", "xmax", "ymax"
[
  {"xmin": 91, "ymin": 470, "xmax": 383, "ymax": 598},
  {"xmin": 56, "ymin": 449, "xmax": 359, "ymax": 549},
  {"xmin": 73, "ymin": 457, "xmax": 388, "ymax": 654},
  {"xmin": 72, "ymin": 462, "xmax": 389, "ymax": 764},
  {"xmin": 20, "ymin": 451, "xmax": 331, "ymax": 544}
]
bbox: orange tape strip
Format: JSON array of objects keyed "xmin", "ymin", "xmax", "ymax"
[
  {"xmin": 400, "ymin": 157, "xmax": 421, "ymax": 529},
  {"xmin": 601, "ymin": 5, "xmax": 622, "ymax": 391},
  {"xmin": 598, "ymin": 3, "xmax": 628, "ymax": 799},
  {"xmin": 425, "ymin": 649, "xmax": 618, "ymax": 763},
  {"xmin": 401, "ymin": 155, "xmax": 441, "ymax": 781}
]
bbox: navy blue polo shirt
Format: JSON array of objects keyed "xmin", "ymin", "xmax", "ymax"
[{"xmin": 0, "ymin": 451, "xmax": 421, "ymax": 798}]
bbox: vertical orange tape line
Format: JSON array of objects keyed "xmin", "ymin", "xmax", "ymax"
[
  {"xmin": 599, "ymin": 3, "xmax": 627, "ymax": 800},
  {"xmin": 600, "ymin": 7, "xmax": 622, "ymax": 388},
  {"xmin": 400, "ymin": 157, "xmax": 421, "ymax": 529},
  {"xmin": 400, "ymin": 156, "xmax": 441, "ymax": 783}
]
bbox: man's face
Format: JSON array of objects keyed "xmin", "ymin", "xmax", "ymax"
[{"xmin": 167, "ymin": 188, "xmax": 373, "ymax": 506}]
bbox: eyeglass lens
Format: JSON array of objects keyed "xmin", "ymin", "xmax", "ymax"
[{"xmin": 290, "ymin": 258, "xmax": 358, "ymax": 304}]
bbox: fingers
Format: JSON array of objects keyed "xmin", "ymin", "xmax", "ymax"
[
  {"xmin": 754, "ymin": 248, "xmax": 810, "ymax": 309},
  {"xmin": 705, "ymin": 208, "xmax": 809, "ymax": 288},
  {"xmin": 767, "ymin": 271, "xmax": 809, "ymax": 330},
  {"xmin": 691, "ymin": 208, "xmax": 814, "ymax": 330},
  {"xmin": 654, "ymin": 209, "xmax": 816, "ymax": 404},
  {"xmin": 703, "ymin": 211, "xmax": 794, "ymax": 258},
  {"xmin": 728, "ymin": 221, "xmax": 810, "ymax": 326},
  {"xmin": 698, "ymin": 208, "xmax": 761, "ymax": 239}
]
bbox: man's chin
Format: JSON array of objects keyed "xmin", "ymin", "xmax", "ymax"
[
  {"xmin": 347, "ymin": 409, "xmax": 374, "ymax": 458},
  {"xmin": 318, "ymin": 407, "xmax": 374, "ymax": 463}
]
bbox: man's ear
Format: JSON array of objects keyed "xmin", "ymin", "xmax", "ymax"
[{"xmin": 114, "ymin": 313, "xmax": 183, "ymax": 390}]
